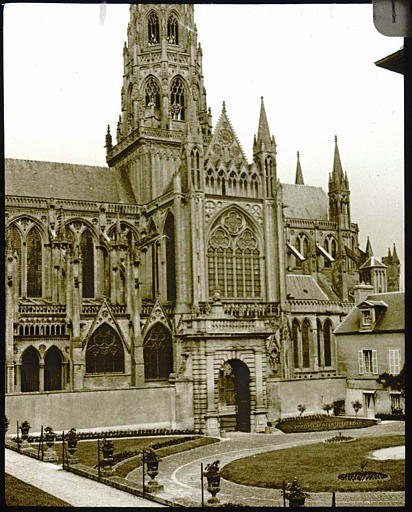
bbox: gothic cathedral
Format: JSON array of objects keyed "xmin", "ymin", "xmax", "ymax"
[{"xmin": 5, "ymin": 4, "xmax": 400, "ymax": 434}]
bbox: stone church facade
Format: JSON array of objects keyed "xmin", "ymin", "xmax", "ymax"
[{"xmin": 5, "ymin": 4, "xmax": 400, "ymax": 434}]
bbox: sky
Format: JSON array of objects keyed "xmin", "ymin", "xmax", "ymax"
[{"xmin": 4, "ymin": 3, "xmax": 404, "ymax": 287}]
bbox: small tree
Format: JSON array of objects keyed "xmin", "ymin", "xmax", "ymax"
[
  {"xmin": 297, "ymin": 404, "xmax": 306, "ymax": 417},
  {"xmin": 352, "ymin": 400, "xmax": 362, "ymax": 418},
  {"xmin": 322, "ymin": 403, "xmax": 333, "ymax": 416}
]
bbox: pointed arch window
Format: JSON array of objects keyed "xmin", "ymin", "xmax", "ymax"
[
  {"xmin": 316, "ymin": 318, "xmax": 322, "ymax": 367},
  {"xmin": 323, "ymin": 235, "xmax": 337, "ymax": 268},
  {"xmin": 164, "ymin": 213, "xmax": 176, "ymax": 301},
  {"xmin": 86, "ymin": 324, "xmax": 124, "ymax": 374},
  {"xmin": 145, "ymin": 77, "xmax": 161, "ymax": 110},
  {"xmin": 302, "ymin": 319, "xmax": 311, "ymax": 368},
  {"xmin": 191, "ymin": 148, "xmax": 200, "ymax": 188},
  {"xmin": 148, "ymin": 11, "xmax": 159, "ymax": 45},
  {"xmin": 80, "ymin": 230, "xmax": 94, "ymax": 298},
  {"xmin": 292, "ymin": 320, "xmax": 299, "ymax": 369},
  {"xmin": 294, "ymin": 233, "xmax": 310, "ymax": 269},
  {"xmin": 26, "ymin": 226, "xmax": 42, "ymax": 297},
  {"xmin": 170, "ymin": 77, "xmax": 185, "ymax": 121},
  {"xmin": 265, "ymin": 156, "xmax": 274, "ymax": 197},
  {"xmin": 6, "ymin": 225, "xmax": 22, "ymax": 296},
  {"xmin": 323, "ymin": 319, "xmax": 333, "ymax": 367},
  {"xmin": 144, "ymin": 323, "xmax": 173, "ymax": 380},
  {"xmin": 167, "ymin": 14, "xmax": 179, "ymax": 44},
  {"xmin": 207, "ymin": 209, "xmax": 261, "ymax": 299}
]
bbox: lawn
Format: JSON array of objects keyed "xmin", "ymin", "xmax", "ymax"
[
  {"xmin": 275, "ymin": 415, "xmax": 376, "ymax": 433},
  {"xmin": 221, "ymin": 435, "xmax": 405, "ymax": 492},
  {"xmin": 5, "ymin": 474, "xmax": 71, "ymax": 507}
]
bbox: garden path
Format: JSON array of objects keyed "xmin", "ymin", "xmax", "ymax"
[
  {"xmin": 127, "ymin": 420, "xmax": 405, "ymax": 507},
  {"xmin": 5, "ymin": 448, "xmax": 164, "ymax": 507}
]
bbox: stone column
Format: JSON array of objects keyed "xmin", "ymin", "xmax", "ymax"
[
  {"xmin": 15, "ymin": 363, "xmax": 21, "ymax": 393},
  {"xmin": 205, "ymin": 349, "xmax": 219, "ymax": 436},
  {"xmin": 39, "ymin": 363, "xmax": 45, "ymax": 392},
  {"xmin": 6, "ymin": 250, "xmax": 16, "ymax": 393},
  {"xmin": 254, "ymin": 348, "xmax": 267, "ymax": 432}
]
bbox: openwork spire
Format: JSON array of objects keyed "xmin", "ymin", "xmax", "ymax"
[
  {"xmin": 295, "ymin": 151, "xmax": 304, "ymax": 185},
  {"xmin": 332, "ymin": 135, "xmax": 344, "ymax": 183}
]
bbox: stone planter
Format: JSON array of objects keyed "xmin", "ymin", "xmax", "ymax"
[
  {"xmin": 20, "ymin": 423, "xmax": 31, "ymax": 450},
  {"xmin": 67, "ymin": 439, "xmax": 79, "ymax": 464},
  {"xmin": 206, "ymin": 475, "xmax": 221, "ymax": 504},
  {"xmin": 288, "ymin": 496, "xmax": 306, "ymax": 507},
  {"xmin": 43, "ymin": 430, "xmax": 58, "ymax": 462},
  {"xmin": 145, "ymin": 459, "xmax": 163, "ymax": 492}
]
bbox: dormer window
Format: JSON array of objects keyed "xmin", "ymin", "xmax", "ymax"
[{"xmin": 361, "ymin": 309, "xmax": 372, "ymax": 327}]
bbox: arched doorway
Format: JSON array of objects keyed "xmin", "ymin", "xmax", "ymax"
[
  {"xmin": 44, "ymin": 346, "xmax": 62, "ymax": 391},
  {"xmin": 21, "ymin": 347, "xmax": 40, "ymax": 392},
  {"xmin": 218, "ymin": 359, "xmax": 251, "ymax": 432}
]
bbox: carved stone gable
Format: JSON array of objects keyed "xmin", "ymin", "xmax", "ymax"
[
  {"xmin": 82, "ymin": 299, "xmax": 129, "ymax": 352},
  {"xmin": 142, "ymin": 299, "xmax": 173, "ymax": 338}
]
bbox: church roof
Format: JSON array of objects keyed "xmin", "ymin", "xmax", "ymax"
[
  {"xmin": 359, "ymin": 256, "xmax": 387, "ymax": 269},
  {"xmin": 5, "ymin": 158, "xmax": 137, "ymax": 203},
  {"xmin": 286, "ymin": 274, "xmax": 329, "ymax": 301},
  {"xmin": 334, "ymin": 291, "xmax": 404, "ymax": 334},
  {"xmin": 281, "ymin": 183, "xmax": 328, "ymax": 220}
]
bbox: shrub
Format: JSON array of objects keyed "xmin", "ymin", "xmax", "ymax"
[
  {"xmin": 322, "ymin": 403, "xmax": 333, "ymax": 416},
  {"xmin": 352, "ymin": 400, "xmax": 362, "ymax": 418},
  {"xmin": 297, "ymin": 404, "xmax": 306, "ymax": 417}
]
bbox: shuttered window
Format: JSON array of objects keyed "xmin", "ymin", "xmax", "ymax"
[
  {"xmin": 359, "ymin": 349, "xmax": 378, "ymax": 375},
  {"xmin": 388, "ymin": 348, "xmax": 401, "ymax": 375}
]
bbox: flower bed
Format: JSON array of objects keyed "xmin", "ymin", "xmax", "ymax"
[
  {"xmin": 338, "ymin": 471, "xmax": 390, "ymax": 481},
  {"xmin": 375, "ymin": 413, "xmax": 405, "ymax": 421},
  {"xmin": 10, "ymin": 427, "xmax": 200, "ymax": 444},
  {"xmin": 324, "ymin": 432, "xmax": 355, "ymax": 444},
  {"xmin": 275, "ymin": 415, "xmax": 376, "ymax": 433}
]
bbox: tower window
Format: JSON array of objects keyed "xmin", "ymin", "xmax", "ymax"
[
  {"xmin": 145, "ymin": 77, "xmax": 161, "ymax": 110},
  {"xmin": 167, "ymin": 14, "xmax": 179, "ymax": 45},
  {"xmin": 148, "ymin": 11, "xmax": 159, "ymax": 45},
  {"xmin": 170, "ymin": 77, "xmax": 185, "ymax": 121},
  {"xmin": 26, "ymin": 226, "xmax": 42, "ymax": 297}
]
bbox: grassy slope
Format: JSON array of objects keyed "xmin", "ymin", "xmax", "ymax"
[
  {"xmin": 5, "ymin": 474, "xmax": 72, "ymax": 507},
  {"xmin": 221, "ymin": 435, "xmax": 405, "ymax": 492}
]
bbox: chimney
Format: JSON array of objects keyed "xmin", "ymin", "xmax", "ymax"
[{"xmin": 353, "ymin": 283, "xmax": 374, "ymax": 305}]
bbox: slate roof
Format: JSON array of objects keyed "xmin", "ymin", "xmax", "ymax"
[
  {"xmin": 281, "ymin": 183, "xmax": 328, "ymax": 220},
  {"xmin": 334, "ymin": 291, "xmax": 404, "ymax": 334},
  {"xmin": 286, "ymin": 274, "xmax": 329, "ymax": 301},
  {"xmin": 5, "ymin": 158, "xmax": 137, "ymax": 203},
  {"xmin": 359, "ymin": 256, "xmax": 387, "ymax": 269}
]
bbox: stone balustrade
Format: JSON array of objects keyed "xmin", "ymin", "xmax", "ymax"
[{"xmin": 288, "ymin": 299, "xmax": 353, "ymax": 314}]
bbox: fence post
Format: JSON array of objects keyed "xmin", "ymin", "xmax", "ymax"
[
  {"xmin": 16, "ymin": 421, "xmax": 20, "ymax": 452},
  {"xmin": 201, "ymin": 462, "xmax": 204, "ymax": 508},
  {"xmin": 62, "ymin": 431, "xmax": 65, "ymax": 470},
  {"xmin": 97, "ymin": 438, "xmax": 101, "ymax": 481},
  {"xmin": 282, "ymin": 480, "xmax": 286, "ymax": 507},
  {"xmin": 41, "ymin": 426, "xmax": 44, "ymax": 461},
  {"xmin": 332, "ymin": 491, "xmax": 336, "ymax": 507}
]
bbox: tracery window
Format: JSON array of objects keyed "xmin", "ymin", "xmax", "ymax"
[
  {"xmin": 207, "ymin": 209, "xmax": 261, "ymax": 299},
  {"xmin": 251, "ymin": 173, "xmax": 259, "ymax": 198},
  {"xmin": 218, "ymin": 362, "xmax": 236, "ymax": 405},
  {"xmin": 86, "ymin": 324, "xmax": 124, "ymax": 374},
  {"xmin": 170, "ymin": 77, "xmax": 185, "ymax": 121},
  {"xmin": 167, "ymin": 14, "xmax": 179, "ymax": 44},
  {"xmin": 26, "ymin": 226, "xmax": 42, "ymax": 297},
  {"xmin": 80, "ymin": 230, "xmax": 94, "ymax": 298},
  {"xmin": 144, "ymin": 323, "xmax": 173, "ymax": 380},
  {"xmin": 302, "ymin": 319, "xmax": 311, "ymax": 368},
  {"xmin": 294, "ymin": 233, "xmax": 310, "ymax": 268},
  {"xmin": 148, "ymin": 11, "xmax": 159, "ymax": 45},
  {"xmin": 6, "ymin": 225, "xmax": 22, "ymax": 295},
  {"xmin": 323, "ymin": 235, "xmax": 337, "ymax": 268},
  {"xmin": 145, "ymin": 77, "xmax": 161, "ymax": 110},
  {"xmin": 323, "ymin": 319, "xmax": 332, "ymax": 367}
]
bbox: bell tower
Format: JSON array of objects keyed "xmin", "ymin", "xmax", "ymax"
[{"xmin": 106, "ymin": 4, "xmax": 212, "ymax": 203}]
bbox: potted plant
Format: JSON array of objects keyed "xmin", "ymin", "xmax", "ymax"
[
  {"xmin": 44, "ymin": 426, "xmax": 56, "ymax": 448},
  {"xmin": 352, "ymin": 400, "xmax": 362, "ymax": 418},
  {"xmin": 20, "ymin": 420, "xmax": 31, "ymax": 441},
  {"xmin": 297, "ymin": 404, "xmax": 306, "ymax": 417},
  {"xmin": 204, "ymin": 460, "xmax": 221, "ymax": 504},
  {"xmin": 67, "ymin": 428, "xmax": 78, "ymax": 451},
  {"xmin": 143, "ymin": 447, "xmax": 163, "ymax": 492},
  {"xmin": 322, "ymin": 403, "xmax": 333, "ymax": 416},
  {"xmin": 285, "ymin": 477, "xmax": 309, "ymax": 507}
]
